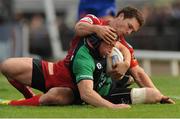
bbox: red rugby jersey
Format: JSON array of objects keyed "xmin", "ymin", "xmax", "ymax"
[{"xmin": 56, "ymin": 14, "xmax": 138, "ymax": 68}]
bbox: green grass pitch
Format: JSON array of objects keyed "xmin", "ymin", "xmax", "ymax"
[{"xmin": 0, "ymin": 74, "xmax": 180, "ymax": 118}]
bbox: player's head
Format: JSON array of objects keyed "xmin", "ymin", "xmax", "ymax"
[
  {"xmin": 116, "ymin": 6, "xmax": 145, "ymax": 27},
  {"xmin": 110, "ymin": 6, "xmax": 145, "ymax": 36},
  {"xmin": 98, "ymin": 41, "xmax": 114, "ymax": 58},
  {"xmin": 86, "ymin": 34, "xmax": 115, "ymax": 58}
]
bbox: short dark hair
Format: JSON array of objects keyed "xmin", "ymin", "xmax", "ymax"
[{"xmin": 116, "ymin": 6, "xmax": 145, "ymax": 27}]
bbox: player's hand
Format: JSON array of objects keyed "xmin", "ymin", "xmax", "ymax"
[
  {"xmin": 160, "ymin": 96, "xmax": 175, "ymax": 104},
  {"xmin": 109, "ymin": 62, "xmax": 129, "ymax": 80},
  {"xmin": 112, "ymin": 103, "xmax": 131, "ymax": 109},
  {"xmin": 95, "ymin": 25, "xmax": 117, "ymax": 45}
]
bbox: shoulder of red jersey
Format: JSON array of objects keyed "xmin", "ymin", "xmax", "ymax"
[
  {"xmin": 119, "ymin": 35, "xmax": 133, "ymax": 49},
  {"xmin": 79, "ymin": 14, "xmax": 102, "ymax": 25}
]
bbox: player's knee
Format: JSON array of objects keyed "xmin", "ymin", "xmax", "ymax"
[
  {"xmin": 1, "ymin": 58, "xmax": 14, "ymax": 76},
  {"xmin": 39, "ymin": 94, "xmax": 56, "ymax": 105},
  {"xmin": 50, "ymin": 88, "xmax": 74, "ymax": 105},
  {"xmin": 53, "ymin": 88, "xmax": 74, "ymax": 105}
]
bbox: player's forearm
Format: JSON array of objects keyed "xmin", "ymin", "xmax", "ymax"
[
  {"xmin": 131, "ymin": 66, "xmax": 157, "ymax": 89},
  {"xmin": 137, "ymin": 70, "xmax": 174, "ymax": 102},
  {"xmin": 75, "ymin": 22, "xmax": 98, "ymax": 37},
  {"xmin": 136, "ymin": 72, "xmax": 163, "ymax": 95},
  {"xmin": 78, "ymin": 80, "xmax": 115, "ymax": 108},
  {"xmin": 80, "ymin": 89, "xmax": 115, "ymax": 108},
  {"xmin": 137, "ymin": 72, "xmax": 156, "ymax": 88}
]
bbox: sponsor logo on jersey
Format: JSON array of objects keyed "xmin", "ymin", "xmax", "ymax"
[{"xmin": 96, "ymin": 63, "xmax": 103, "ymax": 69}]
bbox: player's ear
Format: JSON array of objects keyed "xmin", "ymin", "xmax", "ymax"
[{"xmin": 118, "ymin": 13, "xmax": 124, "ymax": 20}]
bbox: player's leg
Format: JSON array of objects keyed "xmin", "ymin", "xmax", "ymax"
[
  {"xmin": 1, "ymin": 57, "xmax": 33, "ymax": 86},
  {"xmin": 8, "ymin": 80, "xmax": 35, "ymax": 99},
  {"xmin": 39, "ymin": 87, "xmax": 74, "ymax": 105},
  {"xmin": 0, "ymin": 87, "xmax": 74, "ymax": 106},
  {"xmin": 0, "ymin": 59, "xmax": 77, "ymax": 106},
  {"xmin": 0, "ymin": 57, "xmax": 35, "ymax": 98}
]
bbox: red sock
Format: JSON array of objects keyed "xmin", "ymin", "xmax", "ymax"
[
  {"xmin": 9, "ymin": 95, "xmax": 42, "ymax": 106},
  {"xmin": 9, "ymin": 80, "xmax": 35, "ymax": 99}
]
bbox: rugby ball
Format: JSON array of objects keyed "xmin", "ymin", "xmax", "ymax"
[{"xmin": 106, "ymin": 47, "xmax": 124, "ymax": 72}]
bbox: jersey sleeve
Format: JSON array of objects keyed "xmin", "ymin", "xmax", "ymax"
[
  {"xmin": 72, "ymin": 46, "xmax": 95, "ymax": 83},
  {"xmin": 79, "ymin": 14, "xmax": 102, "ymax": 25},
  {"xmin": 119, "ymin": 36, "xmax": 139, "ymax": 68},
  {"xmin": 130, "ymin": 49, "xmax": 139, "ymax": 68}
]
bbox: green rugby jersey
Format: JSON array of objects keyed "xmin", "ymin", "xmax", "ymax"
[{"xmin": 72, "ymin": 45, "xmax": 112, "ymax": 96}]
